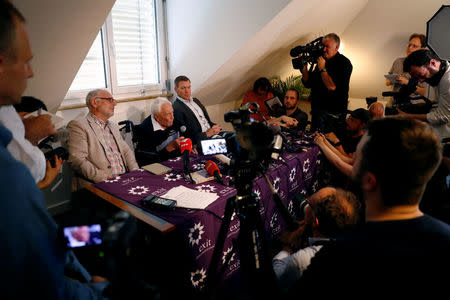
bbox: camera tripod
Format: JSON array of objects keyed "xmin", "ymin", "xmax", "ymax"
[{"xmin": 206, "ymin": 159, "xmax": 297, "ymax": 299}]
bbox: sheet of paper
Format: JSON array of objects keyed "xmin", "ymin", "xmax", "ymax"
[
  {"xmin": 161, "ymin": 185, "xmax": 219, "ymax": 209},
  {"xmin": 24, "ymin": 109, "xmax": 66, "ymax": 129}
]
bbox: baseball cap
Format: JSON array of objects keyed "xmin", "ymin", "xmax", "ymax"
[{"xmin": 348, "ymin": 108, "xmax": 370, "ymax": 124}]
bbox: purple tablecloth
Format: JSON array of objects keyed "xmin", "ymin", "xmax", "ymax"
[{"xmin": 94, "ymin": 143, "xmax": 322, "ymax": 290}]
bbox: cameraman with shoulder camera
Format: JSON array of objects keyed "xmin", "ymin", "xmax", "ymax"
[{"xmin": 300, "ymin": 33, "xmax": 352, "ymax": 137}]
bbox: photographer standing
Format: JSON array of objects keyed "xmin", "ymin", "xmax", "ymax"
[{"xmin": 300, "ymin": 33, "xmax": 352, "ymax": 137}]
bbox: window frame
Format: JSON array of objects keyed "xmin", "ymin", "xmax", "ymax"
[{"xmin": 62, "ymin": 0, "xmax": 167, "ymax": 106}]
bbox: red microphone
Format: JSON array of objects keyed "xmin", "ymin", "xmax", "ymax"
[
  {"xmin": 180, "ymin": 138, "xmax": 192, "ymax": 175},
  {"xmin": 205, "ymin": 160, "xmax": 224, "ymax": 185},
  {"xmin": 180, "ymin": 138, "xmax": 192, "ymax": 155}
]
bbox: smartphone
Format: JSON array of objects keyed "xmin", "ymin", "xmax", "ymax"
[
  {"xmin": 141, "ymin": 194, "xmax": 177, "ymax": 210},
  {"xmin": 63, "ymin": 224, "xmax": 102, "ymax": 248},
  {"xmin": 200, "ymin": 138, "xmax": 228, "ymax": 155}
]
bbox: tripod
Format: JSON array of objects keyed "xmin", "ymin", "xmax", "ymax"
[{"xmin": 206, "ymin": 160, "xmax": 282, "ymax": 299}]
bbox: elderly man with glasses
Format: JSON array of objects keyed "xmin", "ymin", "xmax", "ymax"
[{"xmin": 67, "ymin": 89, "xmax": 138, "ymax": 190}]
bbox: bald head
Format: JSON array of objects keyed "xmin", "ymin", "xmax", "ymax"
[{"xmin": 369, "ymin": 102, "xmax": 384, "ymax": 119}]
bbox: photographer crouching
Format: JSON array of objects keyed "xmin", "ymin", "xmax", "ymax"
[{"xmin": 293, "ymin": 33, "xmax": 352, "ymax": 138}]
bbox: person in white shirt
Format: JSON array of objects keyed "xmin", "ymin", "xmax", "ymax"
[{"xmin": 172, "ymin": 75, "xmax": 221, "ymax": 145}]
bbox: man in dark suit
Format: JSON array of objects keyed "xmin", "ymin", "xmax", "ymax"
[
  {"xmin": 172, "ymin": 75, "xmax": 221, "ymax": 145},
  {"xmin": 135, "ymin": 98, "xmax": 184, "ymax": 165}
]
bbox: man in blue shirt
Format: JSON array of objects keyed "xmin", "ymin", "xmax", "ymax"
[{"xmin": 0, "ymin": 1, "xmax": 103, "ymax": 298}]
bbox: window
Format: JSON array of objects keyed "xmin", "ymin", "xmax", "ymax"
[{"xmin": 64, "ymin": 0, "xmax": 167, "ymax": 105}]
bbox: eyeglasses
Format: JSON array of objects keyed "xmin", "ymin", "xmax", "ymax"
[{"xmin": 95, "ymin": 97, "xmax": 116, "ymax": 103}]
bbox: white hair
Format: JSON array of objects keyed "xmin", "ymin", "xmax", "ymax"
[{"xmin": 150, "ymin": 98, "xmax": 172, "ymax": 115}]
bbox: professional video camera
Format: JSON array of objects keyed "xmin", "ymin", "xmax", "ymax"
[
  {"xmin": 382, "ymin": 78, "xmax": 433, "ymax": 115},
  {"xmin": 290, "ymin": 36, "xmax": 324, "ymax": 69},
  {"xmin": 38, "ymin": 129, "xmax": 70, "ymax": 167}
]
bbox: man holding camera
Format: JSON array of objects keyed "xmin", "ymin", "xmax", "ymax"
[
  {"xmin": 300, "ymin": 33, "xmax": 352, "ymax": 138},
  {"xmin": 399, "ymin": 49, "xmax": 450, "ymax": 140}
]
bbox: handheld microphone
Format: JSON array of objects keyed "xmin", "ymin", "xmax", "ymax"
[
  {"xmin": 205, "ymin": 160, "xmax": 224, "ymax": 185},
  {"xmin": 180, "ymin": 138, "xmax": 192, "ymax": 175},
  {"xmin": 179, "ymin": 125, "xmax": 186, "ymax": 135}
]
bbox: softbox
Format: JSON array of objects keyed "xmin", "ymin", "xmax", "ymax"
[{"xmin": 427, "ymin": 5, "xmax": 450, "ymax": 60}]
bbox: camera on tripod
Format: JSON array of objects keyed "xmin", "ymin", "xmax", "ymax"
[
  {"xmin": 290, "ymin": 36, "xmax": 324, "ymax": 69},
  {"xmin": 224, "ymin": 102, "xmax": 278, "ymax": 173}
]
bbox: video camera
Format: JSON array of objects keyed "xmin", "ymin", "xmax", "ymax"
[
  {"xmin": 382, "ymin": 78, "xmax": 433, "ymax": 115},
  {"xmin": 223, "ymin": 102, "xmax": 282, "ymax": 193},
  {"xmin": 290, "ymin": 36, "xmax": 324, "ymax": 69}
]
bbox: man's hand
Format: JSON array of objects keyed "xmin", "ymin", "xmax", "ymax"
[
  {"xmin": 23, "ymin": 115, "xmax": 57, "ymax": 145},
  {"xmin": 280, "ymin": 116, "xmax": 298, "ymax": 128},
  {"xmin": 314, "ymin": 133, "xmax": 326, "ymax": 146},
  {"xmin": 395, "ymin": 75, "xmax": 409, "ymax": 85},
  {"xmin": 300, "ymin": 63, "xmax": 309, "ymax": 76},
  {"xmin": 37, "ymin": 155, "xmax": 64, "ymax": 189},
  {"xmin": 317, "ymin": 56, "xmax": 326, "ymax": 70},
  {"xmin": 325, "ymin": 132, "xmax": 339, "ymax": 144},
  {"xmin": 278, "ymin": 220, "xmax": 308, "ymax": 253},
  {"xmin": 206, "ymin": 124, "xmax": 221, "ymax": 137},
  {"xmin": 166, "ymin": 136, "xmax": 184, "ymax": 152}
]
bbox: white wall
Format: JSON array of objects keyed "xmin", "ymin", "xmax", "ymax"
[
  {"xmin": 13, "ymin": 0, "xmax": 115, "ymax": 113},
  {"xmin": 166, "ymin": 0, "xmax": 291, "ymax": 94}
]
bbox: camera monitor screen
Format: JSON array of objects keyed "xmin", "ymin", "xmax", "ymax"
[
  {"xmin": 200, "ymin": 138, "xmax": 228, "ymax": 155},
  {"xmin": 63, "ymin": 224, "xmax": 102, "ymax": 248}
]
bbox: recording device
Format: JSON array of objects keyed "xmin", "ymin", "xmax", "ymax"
[
  {"xmin": 38, "ymin": 128, "xmax": 70, "ymax": 167},
  {"xmin": 141, "ymin": 194, "xmax": 177, "ymax": 210},
  {"xmin": 290, "ymin": 36, "xmax": 324, "ymax": 69},
  {"xmin": 382, "ymin": 78, "xmax": 432, "ymax": 115},
  {"xmin": 199, "ymin": 138, "xmax": 228, "ymax": 156},
  {"xmin": 179, "ymin": 125, "xmax": 187, "ymax": 135},
  {"xmin": 63, "ymin": 224, "xmax": 102, "ymax": 249},
  {"xmin": 205, "ymin": 160, "xmax": 224, "ymax": 185}
]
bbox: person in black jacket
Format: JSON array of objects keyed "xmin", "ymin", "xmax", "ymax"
[
  {"xmin": 300, "ymin": 33, "xmax": 352, "ymax": 137},
  {"xmin": 135, "ymin": 98, "xmax": 184, "ymax": 165},
  {"xmin": 172, "ymin": 75, "xmax": 221, "ymax": 145}
]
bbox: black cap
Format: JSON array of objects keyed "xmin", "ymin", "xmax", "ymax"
[{"xmin": 348, "ymin": 108, "xmax": 370, "ymax": 124}]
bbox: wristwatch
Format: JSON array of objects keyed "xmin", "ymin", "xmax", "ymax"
[{"xmin": 320, "ymin": 68, "xmax": 327, "ymax": 73}]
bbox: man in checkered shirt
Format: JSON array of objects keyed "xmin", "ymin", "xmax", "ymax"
[{"xmin": 67, "ymin": 89, "xmax": 139, "ymax": 190}]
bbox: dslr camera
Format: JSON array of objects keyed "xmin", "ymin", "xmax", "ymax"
[{"xmin": 290, "ymin": 36, "xmax": 324, "ymax": 69}]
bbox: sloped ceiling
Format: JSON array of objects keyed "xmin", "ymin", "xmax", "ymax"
[
  {"xmin": 14, "ymin": 0, "xmax": 116, "ymax": 113},
  {"xmin": 185, "ymin": 0, "xmax": 369, "ymax": 106}
]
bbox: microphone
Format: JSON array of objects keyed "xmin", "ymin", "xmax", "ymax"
[
  {"xmin": 179, "ymin": 125, "xmax": 186, "ymax": 135},
  {"xmin": 180, "ymin": 138, "xmax": 192, "ymax": 175},
  {"xmin": 269, "ymin": 123, "xmax": 285, "ymax": 160},
  {"xmin": 205, "ymin": 160, "xmax": 224, "ymax": 185}
]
